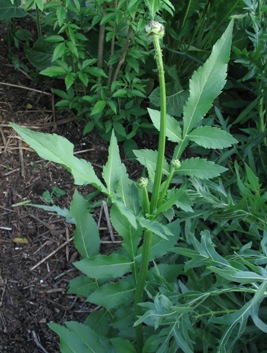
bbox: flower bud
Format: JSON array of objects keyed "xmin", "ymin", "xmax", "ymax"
[
  {"xmin": 137, "ymin": 177, "xmax": 148, "ymax": 188},
  {"xmin": 171, "ymin": 159, "xmax": 181, "ymax": 170},
  {"xmin": 144, "ymin": 21, "xmax": 165, "ymax": 39}
]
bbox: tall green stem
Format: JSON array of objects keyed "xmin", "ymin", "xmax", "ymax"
[
  {"xmin": 134, "ymin": 229, "xmax": 153, "ymax": 351},
  {"xmin": 150, "ymin": 36, "xmax": 167, "ymax": 212},
  {"xmin": 134, "ymin": 21, "xmax": 166, "ymax": 352}
]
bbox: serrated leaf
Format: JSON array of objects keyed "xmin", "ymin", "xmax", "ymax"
[
  {"xmin": 10, "ymin": 124, "xmax": 107, "ymax": 192},
  {"xmin": 52, "ymin": 42, "xmax": 65, "ymax": 61},
  {"xmin": 65, "ymin": 73, "xmax": 75, "ymax": 90},
  {"xmin": 134, "ymin": 149, "xmax": 170, "ymax": 181},
  {"xmin": 183, "ymin": 20, "xmax": 233, "ymax": 135},
  {"xmin": 148, "ymin": 108, "xmax": 182, "ymax": 143},
  {"xmin": 177, "ymin": 157, "xmax": 227, "ymax": 179},
  {"xmin": 188, "ymin": 126, "xmax": 238, "ymax": 149},
  {"xmin": 91, "ymin": 100, "xmax": 106, "ymax": 115},
  {"xmin": 40, "ymin": 65, "xmax": 67, "ymax": 77},
  {"xmin": 70, "ymin": 190, "xmax": 100, "ymax": 258},
  {"xmin": 78, "ymin": 72, "xmax": 89, "ymax": 86},
  {"xmin": 74, "ymin": 254, "xmax": 133, "ymax": 280},
  {"xmin": 149, "ymin": 83, "xmax": 189, "ymax": 117},
  {"xmin": 88, "ymin": 276, "xmax": 135, "ymax": 309}
]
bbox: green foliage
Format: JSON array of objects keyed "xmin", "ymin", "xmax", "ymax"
[
  {"xmin": 229, "ymin": 0, "xmax": 267, "ymax": 179},
  {"xmin": 10, "ymin": 21, "xmax": 259, "ymax": 353},
  {"xmin": 0, "ymin": 0, "xmax": 27, "ymax": 20}
]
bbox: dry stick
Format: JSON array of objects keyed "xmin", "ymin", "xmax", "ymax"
[
  {"xmin": 0, "ymin": 279, "xmax": 7, "ymax": 307},
  {"xmin": 98, "ymin": 201, "xmax": 115, "ymax": 241},
  {"xmin": 0, "ymin": 116, "xmax": 76, "ymax": 130},
  {"xmin": 111, "ymin": 26, "xmax": 132, "ymax": 84},
  {"xmin": 30, "ymin": 237, "xmax": 74, "ymax": 271},
  {"xmin": 97, "ymin": 22, "xmax": 106, "ymax": 96},
  {"xmin": 18, "ymin": 139, "xmax": 25, "ymax": 178},
  {"xmin": 65, "ymin": 225, "xmax": 70, "ymax": 262},
  {"xmin": 0, "ymin": 127, "xmax": 7, "ymax": 146},
  {"xmin": 31, "ymin": 331, "xmax": 49, "ymax": 353},
  {"xmin": 0, "ymin": 81, "xmax": 56, "ymax": 129}
]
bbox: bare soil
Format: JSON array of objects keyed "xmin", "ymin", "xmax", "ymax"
[{"xmin": 0, "ymin": 29, "xmax": 113, "ymax": 353}]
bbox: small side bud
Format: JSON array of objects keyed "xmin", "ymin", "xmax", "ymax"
[
  {"xmin": 171, "ymin": 159, "xmax": 181, "ymax": 170},
  {"xmin": 144, "ymin": 21, "xmax": 165, "ymax": 39},
  {"xmin": 137, "ymin": 177, "xmax": 148, "ymax": 188}
]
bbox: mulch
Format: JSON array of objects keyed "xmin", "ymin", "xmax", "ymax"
[{"xmin": 0, "ymin": 42, "xmax": 113, "ymax": 352}]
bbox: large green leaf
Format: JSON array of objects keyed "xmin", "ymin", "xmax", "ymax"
[
  {"xmin": 68, "ymin": 276, "xmax": 98, "ymax": 298},
  {"xmin": 148, "ymin": 108, "xmax": 182, "ymax": 143},
  {"xmin": 113, "ymin": 199, "xmax": 138, "ymax": 229},
  {"xmin": 149, "ymin": 83, "xmax": 189, "ymax": 118},
  {"xmin": 10, "ymin": 123, "xmax": 107, "ymax": 192},
  {"xmin": 25, "ymin": 38, "xmax": 54, "ymax": 71},
  {"xmin": 0, "ymin": 0, "xmax": 27, "ymax": 20},
  {"xmin": 88, "ymin": 276, "xmax": 135, "ymax": 310},
  {"xmin": 48, "ymin": 322, "xmax": 90, "ymax": 353},
  {"xmin": 183, "ymin": 20, "xmax": 233, "ymax": 136},
  {"xmin": 177, "ymin": 157, "xmax": 227, "ymax": 179},
  {"xmin": 49, "ymin": 321, "xmax": 115, "ymax": 353},
  {"xmin": 110, "ymin": 205, "xmax": 142, "ymax": 258},
  {"xmin": 188, "ymin": 126, "xmax": 238, "ymax": 149},
  {"xmin": 65, "ymin": 321, "xmax": 116, "ymax": 353},
  {"xmin": 69, "ymin": 190, "xmax": 100, "ymax": 258},
  {"xmin": 102, "ymin": 130, "xmax": 127, "ymax": 194},
  {"xmin": 74, "ymin": 254, "xmax": 133, "ymax": 280}
]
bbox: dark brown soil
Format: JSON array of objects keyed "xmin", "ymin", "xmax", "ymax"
[
  {"xmin": 0, "ymin": 28, "xmax": 113, "ymax": 353},
  {"xmin": 0, "ymin": 17, "xmax": 155, "ymax": 351}
]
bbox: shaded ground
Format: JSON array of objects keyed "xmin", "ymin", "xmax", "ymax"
[{"xmin": 0, "ymin": 34, "xmax": 113, "ymax": 352}]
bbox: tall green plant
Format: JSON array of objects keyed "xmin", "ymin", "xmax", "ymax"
[{"xmin": 10, "ymin": 20, "xmax": 243, "ymax": 353}]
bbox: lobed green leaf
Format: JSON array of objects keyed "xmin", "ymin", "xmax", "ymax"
[
  {"xmin": 188, "ymin": 126, "xmax": 238, "ymax": 149},
  {"xmin": 177, "ymin": 157, "xmax": 227, "ymax": 179},
  {"xmin": 183, "ymin": 20, "xmax": 234, "ymax": 135}
]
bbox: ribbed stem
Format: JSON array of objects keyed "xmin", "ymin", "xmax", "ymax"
[
  {"xmin": 150, "ymin": 36, "xmax": 167, "ymax": 212},
  {"xmin": 134, "ymin": 26, "xmax": 166, "ymax": 352}
]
